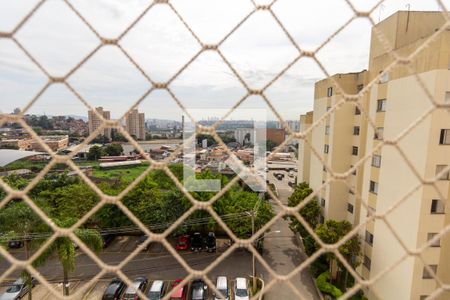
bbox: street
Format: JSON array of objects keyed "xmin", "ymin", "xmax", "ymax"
[{"xmin": 262, "ymin": 170, "xmax": 320, "ymax": 300}]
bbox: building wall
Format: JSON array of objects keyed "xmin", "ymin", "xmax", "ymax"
[
  {"xmin": 297, "ymin": 112, "xmax": 313, "ymax": 183},
  {"xmin": 125, "ymin": 109, "xmax": 146, "ymax": 140},
  {"xmin": 266, "ymin": 128, "xmax": 285, "ymax": 145},
  {"xmin": 88, "ymin": 107, "xmax": 111, "ymax": 140}
]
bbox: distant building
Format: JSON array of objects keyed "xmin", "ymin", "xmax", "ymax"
[
  {"xmin": 88, "ymin": 107, "xmax": 111, "ymax": 140},
  {"xmin": 30, "ymin": 135, "xmax": 69, "ymax": 152},
  {"xmin": 266, "ymin": 128, "xmax": 285, "ymax": 145},
  {"xmin": 234, "ymin": 128, "xmax": 254, "ymax": 145},
  {"xmin": 125, "ymin": 109, "xmax": 145, "ymax": 140}
]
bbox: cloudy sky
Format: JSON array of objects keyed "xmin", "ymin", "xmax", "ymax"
[{"xmin": 0, "ymin": 0, "xmax": 447, "ymax": 122}]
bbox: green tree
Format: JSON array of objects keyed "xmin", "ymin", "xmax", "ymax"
[
  {"xmin": 266, "ymin": 139, "xmax": 278, "ymax": 151},
  {"xmin": 0, "ymin": 202, "xmax": 48, "ymax": 300},
  {"xmin": 315, "ymin": 220, "xmax": 361, "ymax": 285},
  {"xmin": 103, "ymin": 143, "xmax": 124, "ymax": 156},
  {"xmin": 87, "ymin": 145, "xmax": 104, "ymax": 160},
  {"xmin": 287, "ymin": 182, "xmax": 321, "ymax": 237},
  {"xmin": 34, "ymin": 218, "xmax": 102, "ymax": 296}
]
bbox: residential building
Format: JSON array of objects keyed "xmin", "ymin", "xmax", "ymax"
[
  {"xmin": 266, "ymin": 128, "xmax": 286, "ymax": 145},
  {"xmin": 303, "ymin": 11, "xmax": 450, "ymax": 300},
  {"xmin": 125, "ymin": 109, "xmax": 145, "ymax": 141},
  {"xmin": 88, "ymin": 107, "xmax": 111, "ymax": 140},
  {"xmin": 30, "ymin": 135, "xmax": 69, "ymax": 152},
  {"xmin": 297, "ymin": 111, "xmax": 313, "ymax": 183}
]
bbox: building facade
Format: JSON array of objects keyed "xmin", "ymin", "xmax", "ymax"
[
  {"xmin": 125, "ymin": 109, "xmax": 145, "ymax": 141},
  {"xmin": 297, "ymin": 111, "xmax": 313, "ymax": 183},
  {"xmin": 88, "ymin": 107, "xmax": 111, "ymax": 140},
  {"xmin": 303, "ymin": 11, "xmax": 449, "ymax": 300}
]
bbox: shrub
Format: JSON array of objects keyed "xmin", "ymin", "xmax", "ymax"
[{"xmin": 316, "ymin": 271, "xmax": 343, "ymax": 299}]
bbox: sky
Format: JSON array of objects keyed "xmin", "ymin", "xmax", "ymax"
[{"xmin": 0, "ymin": 0, "xmax": 448, "ymax": 122}]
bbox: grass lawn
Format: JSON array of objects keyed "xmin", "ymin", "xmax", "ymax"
[{"xmin": 90, "ymin": 163, "xmax": 151, "ymax": 183}]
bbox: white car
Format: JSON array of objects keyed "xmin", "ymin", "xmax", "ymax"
[
  {"xmin": 214, "ymin": 276, "xmax": 229, "ymax": 300},
  {"xmin": 233, "ymin": 278, "xmax": 249, "ymax": 300}
]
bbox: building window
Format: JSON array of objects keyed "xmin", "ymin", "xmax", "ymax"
[
  {"xmin": 327, "ymin": 87, "xmax": 333, "ymax": 97},
  {"xmin": 357, "ymin": 84, "xmax": 364, "ymax": 92},
  {"xmin": 427, "ymin": 233, "xmax": 440, "ymax": 247},
  {"xmin": 431, "ymin": 199, "xmax": 445, "ymax": 214},
  {"xmin": 353, "ymin": 126, "xmax": 360, "ymax": 136},
  {"xmin": 325, "ymin": 126, "xmax": 330, "ymax": 135},
  {"xmin": 372, "ymin": 155, "xmax": 381, "ymax": 168},
  {"xmin": 376, "ymin": 99, "xmax": 386, "ymax": 112},
  {"xmin": 363, "ymin": 256, "xmax": 371, "ymax": 270},
  {"xmin": 355, "ymin": 107, "xmax": 361, "ymax": 115},
  {"xmin": 365, "ymin": 231, "xmax": 374, "ymax": 246},
  {"xmin": 347, "ymin": 203, "xmax": 354, "ymax": 214},
  {"xmin": 445, "ymin": 91, "xmax": 450, "ymax": 102},
  {"xmin": 422, "ymin": 265, "xmax": 438, "ymax": 279},
  {"xmin": 349, "ymin": 188, "xmax": 355, "ymax": 195},
  {"xmin": 324, "ymin": 144, "xmax": 329, "ymax": 154},
  {"xmin": 323, "ymin": 165, "xmax": 327, "ymax": 172},
  {"xmin": 439, "ymin": 129, "xmax": 450, "ymax": 145},
  {"xmin": 352, "ymin": 146, "xmax": 358, "ymax": 156},
  {"xmin": 420, "ymin": 296, "xmax": 429, "ymax": 300},
  {"xmin": 326, "ymin": 106, "xmax": 331, "ymax": 112},
  {"xmin": 369, "ymin": 181, "xmax": 378, "ymax": 194},
  {"xmin": 435, "ymin": 165, "xmax": 450, "ymax": 180},
  {"xmin": 374, "ymin": 127, "xmax": 384, "ymax": 140},
  {"xmin": 321, "ymin": 198, "xmax": 325, "ymax": 207}
]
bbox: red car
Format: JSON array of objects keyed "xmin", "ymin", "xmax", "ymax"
[
  {"xmin": 170, "ymin": 279, "xmax": 186, "ymax": 300},
  {"xmin": 176, "ymin": 235, "xmax": 190, "ymax": 251}
]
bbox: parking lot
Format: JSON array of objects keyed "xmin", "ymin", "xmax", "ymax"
[{"xmin": 0, "ymin": 277, "xmax": 250, "ymax": 299}]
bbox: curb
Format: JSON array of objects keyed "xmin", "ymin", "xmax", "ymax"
[{"xmin": 294, "ymin": 232, "xmax": 324, "ymax": 300}]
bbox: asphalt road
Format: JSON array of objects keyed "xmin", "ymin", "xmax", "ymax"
[{"xmin": 262, "ymin": 170, "xmax": 320, "ymax": 300}]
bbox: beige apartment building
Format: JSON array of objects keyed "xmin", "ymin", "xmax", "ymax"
[
  {"xmin": 303, "ymin": 11, "xmax": 450, "ymax": 300},
  {"xmin": 297, "ymin": 111, "xmax": 313, "ymax": 183},
  {"xmin": 88, "ymin": 107, "xmax": 111, "ymax": 140},
  {"xmin": 125, "ymin": 109, "xmax": 145, "ymax": 140}
]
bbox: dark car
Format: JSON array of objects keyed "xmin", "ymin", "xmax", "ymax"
[
  {"xmin": 190, "ymin": 280, "xmax": 207, "ymax": 300},
  {"xmin": 122, "ymin": 277, "xmax": 148, "ymax": 300},
  {"xmin": 102, "ymin": 278, "xmax": 125, "ymax": 300},
  {"xmin": 205, "ymin": 232, "xmax": 216, "ymax": 253},
  {"xmin": 190, "ymin": 233, "xmax": 203, "ymax": 252},
  {"xmin": 7, "ymin": 240, "xmax": 24, "ymax": 249},
  {"xmin": 101, "ymin": 234, "xmax": 116, "ymax": 249}
]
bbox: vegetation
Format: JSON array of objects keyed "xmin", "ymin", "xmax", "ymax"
[
  {"xmin": 266, "ymin": 139, "xmax": 278, "ymax": 151},
  {"xmin": 316, "ymin": 271, "xmax": 343, "ymax": 299},
  {"xmin": 286, "ymin": 182, "xmax": 362, "ymax": 295}
]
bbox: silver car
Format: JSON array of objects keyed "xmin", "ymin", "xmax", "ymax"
[{"xmin": 0, "ymin": 278, "xmax": 35, "ymax": 300}]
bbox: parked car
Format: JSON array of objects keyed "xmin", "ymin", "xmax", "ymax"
[
  {"xmin": 0, "ymin": 278, "xmax": 36, "ymax": 300},
  {"xmin": 190, "ymin": 280, "xmax": 207, "ymax": 300},
  {"xmin": 233, "ymin": 278, "xmax": 249, "ymax": 300},
  {"xmin": 190, "ymin": 233, "xmax": 203, "ymax": 252},
  {"xmin": 205, "ymin": 232, "xmax": 216, "ymax": 253},
  {"xmin": 214, "ymin": 276, "xmax": 229, "ymax": 300},
  {"xmin": 101, "ymin": 234, "xmax": 116, "ymax": 248},
  {"xmin": 169, "ymin": 279, "xmax": 186, "ymax": 300},
  {"xmin": 175, "ymin": 235, "xmax": 189, "ymax": 251},
  {"xmin": 147, "ymin": 280, "xmax": 165, "ymax": 300},
  {"xmin": 122, "ymin": 277, "xmax": 148, "ymax": 300},
  {"xmin": 102, "ymin": 278, "xmax": 125, "ymax": 300},
  {"xmin": 7, "ymin": 240, "xmax": 24, "ymax": 249}
]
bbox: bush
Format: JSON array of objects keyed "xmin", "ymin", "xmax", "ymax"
[{"xmin": 316, "ymin": 271, "xmax": 343, "ymax": 299}]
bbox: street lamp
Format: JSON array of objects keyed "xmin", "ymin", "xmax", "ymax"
[{"xmin": 250, "ymin": 230, "xmax": 281, "ymax": 289}]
